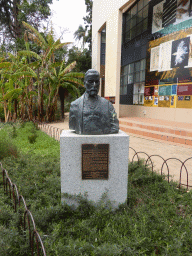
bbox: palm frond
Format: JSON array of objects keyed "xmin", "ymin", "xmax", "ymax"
[
  {"xmin": 7, "ymin": 53, "xmax": 17, "ymax": 61},
  {"xmin": 61, "ymin": 82, "xmax": 80, "ymax": 97},
  {"xmin": 45, "ymin": 41, "xmax": 71, "ymax": 62},
  {"xmin": 64, "ymin": 72, "xmax": 84, "ymax": 79},
  {"xmin": 28, "ymin": 61, "xmax": 41, "ymax": 69},
  {"xmin": 50, "ymin": 62, "xmax": 62, "ymax": 68},
  {"xmin": 3, "ymin": 88, "xmax": 22, "ymax": 100},
  {"xmin": 11, "ymin": 71, "xmax": 37, "ymax": 80},
  {"xmin": 61, "ymin": 77, "xmax": 84, "ymax": 87},
  {"xmin": 59, "ymin": 57, "xmax": 66, "ymax": 74},
  {"xmin": 27, "ymin": 32, "xmax": 43, "ymax": 46},
  {"xmin": 18, "ymin": 50, "xmax": 42, "ymax": 61},
  {"xmin": 22, "ymin": 21, "xmax": 47, "ymax": 48},
  {"xmin": 68, "ymin": 84, "xmax": 81, "ymax": 97},
  {"xmin": 54, "ymin": 42, "xmax": 71, "ymax": 50},
  {"xmin": 59, "ymin": 61, "xmax": 76, "ymax": 77}
]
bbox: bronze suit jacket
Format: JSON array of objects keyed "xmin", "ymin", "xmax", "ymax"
[{"xmin": 69, "ymin": 94, "xmax": 119, "ymax": 134}]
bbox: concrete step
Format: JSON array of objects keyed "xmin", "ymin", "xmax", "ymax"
[
  {"xmin": 119, "ymin": 123, "xmax": 192, "ymax": 146},
  {"xmin": 119, "ymin": 118, "xmax": 192, "ymax": 138}
]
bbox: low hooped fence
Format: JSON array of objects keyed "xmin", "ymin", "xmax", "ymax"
[
  {"xmin": 37, "ymin": 122, "xmax": 62, "ymax": 141},
  {"xmin": 129, "ymin": 147, "xmax": 192, "ymax": 190},
  {"xmin": 0, "ymin": 162, "xmax": 47, "ymax": 256}
]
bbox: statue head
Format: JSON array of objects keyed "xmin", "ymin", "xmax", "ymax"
[{"xmin": 84, "ymin": 69, "xmax": 100, "ymax": 97}]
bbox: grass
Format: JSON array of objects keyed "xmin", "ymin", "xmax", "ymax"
[{"xmin": 0, "ymin": 122, "xmax": 192, "ymax": 255}]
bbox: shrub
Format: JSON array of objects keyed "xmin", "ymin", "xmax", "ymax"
[
  {"xmin": 11, "ymin": 125, "xmax": 17, "ymax": 138},
  {"xmin": 28, "ymin": 133, "xmax": 38, "ymax": 144},
  {"xmin": 0, "ymin": 139, "xmax": 18, "ymax": 160}
]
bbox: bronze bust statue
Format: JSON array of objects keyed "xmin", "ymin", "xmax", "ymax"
[{"xmin": 69, "ymin": 69, "xmax": 119, "ymax": 135}]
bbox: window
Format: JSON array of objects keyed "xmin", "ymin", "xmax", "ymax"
[
  {"xmin": 100, "ymin": 27, "xmax": 106, "ymax": 65},
  {"xmin": 120, "ymin": 59, "xmax": 146, "ymax": 104},
  {"xmin": 123, "ymin": 0, "xmax": 149, "ymax": 43}
]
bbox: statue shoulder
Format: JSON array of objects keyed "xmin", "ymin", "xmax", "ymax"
[
  {"xmin": 98, "ymin": 96, "xmax": 109, "ymax": 105},
  {"xmin": 71, "ymin": 95, "xmax": 84, "ymax": 107}
]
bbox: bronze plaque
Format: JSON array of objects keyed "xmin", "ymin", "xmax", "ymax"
[{"xmin": 82, "ymin": 144, "xmax": 109, "ymax": 180}]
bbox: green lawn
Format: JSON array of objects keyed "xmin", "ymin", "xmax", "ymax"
[{"xmin": 0, "ymin": 122, "xmax": 192, "ymax": 255}]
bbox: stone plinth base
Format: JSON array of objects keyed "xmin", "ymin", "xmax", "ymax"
[{"xmin": 60, "ymin": 130, "xmax": 129, "ymax": 208}]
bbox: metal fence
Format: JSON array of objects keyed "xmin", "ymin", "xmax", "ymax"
[
  {"xmin": 37, "ymin": 122, "xmax": 62, "ymax": 141},
  {"xmin": 129, "ymin": 147, "xmax": 192, "ymax": 190},
  {"xmin": 0, "ymin": 162, "xmax": 46, "ymax": 256}
]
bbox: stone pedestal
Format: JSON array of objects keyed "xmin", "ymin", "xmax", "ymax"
[{"xmin": 60, "ymin": 130, "xmax": 129, "ymax": 208}]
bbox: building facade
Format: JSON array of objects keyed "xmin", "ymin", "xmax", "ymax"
[{"xmin": 92, "ymin": 0, "xmax": 192, "ymax": 123}]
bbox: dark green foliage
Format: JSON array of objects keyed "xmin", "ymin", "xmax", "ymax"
[
  {"xmin": 0, "ymin": 0, "xmax": 52, "ymax": 50},
  {"xmin": 27, "ymin": 123, "xmax": 38, "ymax": 143},
  {"xmin": 11, "ymin": 125, "xmax": 17, "ymax": 138},
  {"xmin": 1, "ymin": 124, "xmax": 192, "ymax": 255},
  {"xmin": 28, "ymin": 133, "xmax": 38, "ymax": 143},
  {"xmin": 0, "ymin": 104, "xmax": 5, "ymax": 121},
  {"xmin": 67, "ymin": 46, "xmax": 91, "ymax": 73},
  {"xmin": 74, "ymin": 0, "xmax": 92, "ymax": 52},
  {"xmin": 83, "ymin": 0, "xmax": 93, "ymax": 51},
  {"xmin": 0, "ymin": 138, "xmax": 18, "ymax": 160}
]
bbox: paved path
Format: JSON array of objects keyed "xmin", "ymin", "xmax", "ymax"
[{"xmin": 48, "ymin": 114, "xmax": 192, "ymax": 188}]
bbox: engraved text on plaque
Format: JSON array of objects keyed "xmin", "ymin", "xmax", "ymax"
[{"xmin": 82, "ymin": 144, "xmax": 109, "ymax": 179}]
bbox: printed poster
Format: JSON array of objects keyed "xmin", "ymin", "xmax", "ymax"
[
  {"xmin": 150, "ymin": 46, "xmax": 160, "ymax": 71},
  {"xmin": 159, "ymin": 41, "xmax": 173, "ymax": 71},
  {"xmin": 171, "ymin": 96, "xmax": 174, "ymax": 105},
  {"xmin": 154, "ymin": 97, "xmax": 159, "ymax": 105},
  {"xmin": 175, "ymin": 0, "xmax": 192, "ymax": 24},
  {"xmin": 172, "ymin": 84, "xmax": 177, "ymax": 95},
  {"xmin": 152, "ymin": 0, "xmax": 166, "ymax": 34},
  {"xmin": 159, "ymin": 96, "xmax": 165, "ymax": 101},
  {"xmin": 159, "ymin": 85, "xmax": 172, "ymax": 96},
  {"xmin": 178, "ymin": 96, "xmax": 184, "ymax": 100},
  {"xmin": 185, "ymin": 96, "xmax": 191, "ymax": 100},
  {"xmin": 152, "ymin": 0, "xmax": 192, "ymax": 34},
  {"xmin": 162, "ymin": 0, "xmax": 177, "ymax": 28},
  {"xmin": 185, "ymin": 34, "xmax": 192, "ymax": 68},
  {"xmin": 171, "ymin": 37, "xmax": 190, "ymax": 68},
  {"xmin": 164, "ymin": 96, "xmax": 170, "ymax": 101}
]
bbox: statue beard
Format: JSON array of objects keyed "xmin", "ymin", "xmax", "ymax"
[{"xmin": 86, "ymin": 89, "xmax": 98, "ymax": 97}]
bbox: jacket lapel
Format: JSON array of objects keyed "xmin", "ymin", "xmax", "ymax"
[{"xmin": 78, "ymin": 94, "xmax": 84, "ymax": 134}]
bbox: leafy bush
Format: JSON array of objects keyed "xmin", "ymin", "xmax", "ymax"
[
  {"xmin": 0, "ymin": 139, "xmax": 18, "ymax": 160},
  {"xmin": 11, "ymin": 125, "xmax": 17, "ymax": 138},
  {"xmin": 0, "ymin": 104, "xmax": 5, "ymax": 121}
]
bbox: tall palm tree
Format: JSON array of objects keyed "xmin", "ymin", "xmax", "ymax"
[
  {"xmin": 47, "ymin": 59, "xmax": 84, "ymax": 121},
  {"xmin": 74, "ymin": 25, "xmax": 86, "ymax": 49}
]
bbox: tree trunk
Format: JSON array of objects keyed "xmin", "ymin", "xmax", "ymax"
[
  {"xmin": 40, "ymin": 83, "xmax": 44, "ymax": 122},
  {"xmin": 13, "ymin": 0, "xmax": 22, "ymax": 39},
  {"xmin": 14, "ymin": 99, "xmax": 17, "ymax": 121},
  {"xmin": 59, "ymin": 86, "xmax": 65, "ymax": 120}
]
